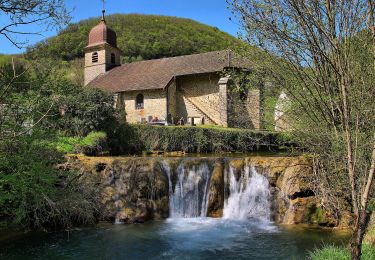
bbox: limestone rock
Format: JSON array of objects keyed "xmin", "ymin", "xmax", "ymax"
[{"xmin": 207, "ymin": 160, "xmax": 225, "ymax": 217}]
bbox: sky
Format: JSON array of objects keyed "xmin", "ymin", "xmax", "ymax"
[{"xmin": 0, "ymin": 0, "xmax": 241, "ymax": 54}]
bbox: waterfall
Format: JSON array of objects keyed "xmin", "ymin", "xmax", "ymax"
[
  {"xmin": 162, "ymin": 159, "xmax": 271, "ymax": 221},
  {"xmin": 163, "ymin": 160, "xmax": 211, "ymax": 218},
  {"xmin": 223, "ymin": 165, "xmax": 271, "ymax": 221}
]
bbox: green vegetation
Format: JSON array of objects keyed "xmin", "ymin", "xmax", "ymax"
[
  {"xmin": 0, "ymin": 59, "xmax": 115, "ymax": 230},
  {"xmin": 0, "ymin": 134, "xmax": 99, "ymax": 230},
  {"xmin": 309, "ymin": 244, "xmax": 375, "ymax": 260},
  {"xmin": 109, "ymin": 124, "xmax": 281, "ymax": 155},
  {"xmin": 27, "ymin": 14, "xmax": 242, "ymax": 62},
  {"xmin": 50, "ymin": 132, "xmax": 107, "ymax": 155}
]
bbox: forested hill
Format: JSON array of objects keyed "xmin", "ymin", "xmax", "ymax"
[{"xmin": 27, "ymin": 14, "xmax": 242, "ymax": 62}]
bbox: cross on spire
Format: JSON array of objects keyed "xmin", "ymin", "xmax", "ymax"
[{"xmin": 101, "ymin": 0, "xmax": 106, "ymax": 21}]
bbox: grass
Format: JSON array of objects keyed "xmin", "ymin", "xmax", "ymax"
[
  {"xmin": 309, "ymin": 245, "xmax": 350, "ymax": 260},
  {"xmin": 309, "ymin": 244, "xmax": 375, "ymax": 260},
  {"xmin": 48, "ymin": 131, "xmax": 107, "ymax": 155}
]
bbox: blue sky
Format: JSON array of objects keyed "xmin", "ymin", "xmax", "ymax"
[{"xmin": 0, "ymin": 0, "xmax": 240, "ymax": 54}]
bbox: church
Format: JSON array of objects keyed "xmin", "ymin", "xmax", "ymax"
[{"xmin": 84, "ymin": 11, "xmax": 262, "ymax": 129}]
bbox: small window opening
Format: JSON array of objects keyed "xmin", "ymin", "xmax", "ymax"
[
  {"xmin": 92, "ymin": 52, "xmax": 98, "ymax": 63},
  {"xmin": 111, "ymin": 53, "xmax": 116, "ymax": 64},
  {"xmin": 136, "ymin": 94, "xmax": 144, "ymax": 110}
]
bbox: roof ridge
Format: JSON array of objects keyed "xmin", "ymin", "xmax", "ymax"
[{"xmin": 121, "ymin": 49, "xmax": 230, "ymax": 66}]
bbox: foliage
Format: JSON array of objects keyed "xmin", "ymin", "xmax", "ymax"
[
  {"xmin": 52, "ymin": 135, "xmax": 81, "ymax": 154},
  {"xmin": 309, "ymin": 244, "xmax": 375, "ymax": 260},
  {"xmin": 109, "ymin": 124, "xmax": 281, "ymax": 155},
  {"xmin": 46, "ymin": 86, "xmax": 116, "ymax": 137},
  {"xmin": 49, "ymin": 132, "xmax": 108, "ymax": 156},
  {"xmin": 0, "ymin": 59, "xmax": 117, "ymax": 138},
  {"xmin": 0, "ymin": 134, "xmax": 99, "ymax": 230},
  {"xmin": 76, "ymin": 132, "xmax": 108, "ymax": 156},
  {"xmin": 0, "ymin": 59, "xmax": 114, "ymax": 230},
  {"xmin": 0, "ymin": 54, "xmax": 12, "ymax": 66},
  {"xmin": 26, "ymin": 14, "xmax": 242, "ymax": 62}
]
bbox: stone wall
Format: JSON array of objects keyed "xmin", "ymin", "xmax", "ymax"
[
  {"xmin": 84, "ymin": 44, "xmax": 121, "ymax": 86},
  {"xmin": 175, "ymin": 73, "xmax": 226, "ymax": 126},
  {"xmin": 246, "ymin": 89, "xmax": 262, "ymax": 129},
  {"xmin": 121, "ymin": 89, "xmax": 167, "ymax": 123},
  {"xmin": 167, "ymin": 80, "xmax": 177, "ymax": 122},
  {"xmin": 228, "ymin": 88, "xmax": 262, "ymax": 130},
  {"xmin": 109, "ymin": 72, "xmax": 261, "ymax": 128}
]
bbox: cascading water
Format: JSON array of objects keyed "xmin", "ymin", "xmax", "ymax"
[
  {"xmin": 162, "ymin": 159, "xmax": 271, "ymax": 221},
  {"xmin": 163, "ymin": 160, "xmax": 211, "ymax": 218},
  {"xmin": 223, "ymin": 164, "xmax": 271, "ymax": 221}
]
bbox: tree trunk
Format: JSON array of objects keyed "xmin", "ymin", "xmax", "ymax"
[
  {"xmin": 351, "ymin": 210, "xmax": 370, "ymax": 260},
  {"xmin": 351, "ymin": 141, "xmax": 375, "ymax": 259}
]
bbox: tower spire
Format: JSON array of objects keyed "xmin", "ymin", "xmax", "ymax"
[{"xmin": 101, "ymin": 0, "xmax": 105, "ymax": 21}]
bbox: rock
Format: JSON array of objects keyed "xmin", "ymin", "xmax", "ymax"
[{"xmin": 207, "ymin": 160, "xmax": 225, "ymax": 218}]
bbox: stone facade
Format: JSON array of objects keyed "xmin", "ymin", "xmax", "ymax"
[
  {"xmin": 117, "ymin": 73, "xmax": 231, "ymax": 126},
  {"xmin": 175, "ymin": 73, "xmax": 225, "ymax": 126},
  {"xmin": 120, "ymin": 90, "xmax": 167, "ymax": 123},
  {"xmin": 227, "ymin": 87, "xmax": 262, "ymax": 129},
  {"xmin": 115, "ymin": 72, "xmax": 262, "ymax": 129}
]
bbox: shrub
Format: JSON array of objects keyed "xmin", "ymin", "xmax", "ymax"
[
  {"xmin": 0, "ymin": 135, "xmax": 99, "ymax": 230},
  {"xmin": 108, "ymin": 124, "xmax": 281, "ymax": 155},
  {"xmin": 76, "ymin": 132, "xmax": 108, "ymax": 156},
  {"xmin": 49, "ymin": 132, "xmax": 108, "ymax": 155},
  {"xmin": 54, "ymin": 135, "xmax": 81, "ymax": 153}
]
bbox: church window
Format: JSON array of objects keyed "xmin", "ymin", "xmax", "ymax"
[
  {"xmin": 136, "ymin": 94, "xmax": 144, "ymax": 109},
  {"xmin": 92, "ymin": 52, "xmax": 99, "ymax": 63},
  {"xmin": 111, "ymin": 53, "xmax": 116, "ymax": 64}
]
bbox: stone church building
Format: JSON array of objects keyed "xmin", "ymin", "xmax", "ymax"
[{"xmin": 85, "ymin": 13, "xmax": 262, "ymax": 129}]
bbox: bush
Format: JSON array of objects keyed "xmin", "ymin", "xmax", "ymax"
[
  {"xmin": 309, "ymin": 244, "xmax": 375, "ymax": 260},
  {"xmin": 76, "ymin": 132, "xmax": 108, "ymax": 156},
  {"xmin": 108, "ymin": 124, "xmax": 281, "ymax": 155},
  {"xmin": 0, "ymin": 135, "xmax": 99, "ymax": 230},
  {"xmin": 48, "ymin": 86, "xmax": 117, "ymax": 137},
  {"xmin": 50, "ymin": 132, "xmax": 108, "ymax": 155},
  {"xmin": 53, "ymin": 135, "xmax": 82, "ymax": 153}
]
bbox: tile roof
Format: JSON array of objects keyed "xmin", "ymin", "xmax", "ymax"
[
  {"xmin": 89, "ymin": 50, "xmax": 250, "ymax": 92},
  {"xmin": 87, "ymin": 20, "xmax": 117, "ymax": 48}
]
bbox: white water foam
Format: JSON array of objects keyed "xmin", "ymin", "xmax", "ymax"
[
  {"xmin": 163, "ymin": 160, "xmax": 211, "ymax": 218},
  {"xmin": 223, "ymin": 165, "xmax": 271, "ymax": 222}
]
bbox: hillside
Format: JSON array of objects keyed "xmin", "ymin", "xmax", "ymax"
[{"xmin": 26, "ymin": 14, "xmax": 242, "ymax": 62}]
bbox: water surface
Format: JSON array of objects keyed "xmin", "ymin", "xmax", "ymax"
[{"xmin": 0, "ymin": 219, "xmax": 349, "ymax": 260}]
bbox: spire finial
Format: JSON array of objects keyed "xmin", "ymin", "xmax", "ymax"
[{"xmin": 101, "ymin": 0, "xmax": 105, "ymax": 21}]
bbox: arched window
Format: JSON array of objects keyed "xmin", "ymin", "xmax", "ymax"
[
  {"xmin": 136, "ymin": 94, "xmax": 144, "ymax": 110},
  {"xmin": 92, "ymin": 52, "xmax": 98, "ymax": 63},
  {"xmin": 111, "ymin": 53, "xmax": 116, "ymax": 64}
]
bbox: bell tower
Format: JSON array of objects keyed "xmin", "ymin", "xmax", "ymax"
[{"xmin": 84, "ymin": 4, "xmax": 122, "ymax": 86}]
